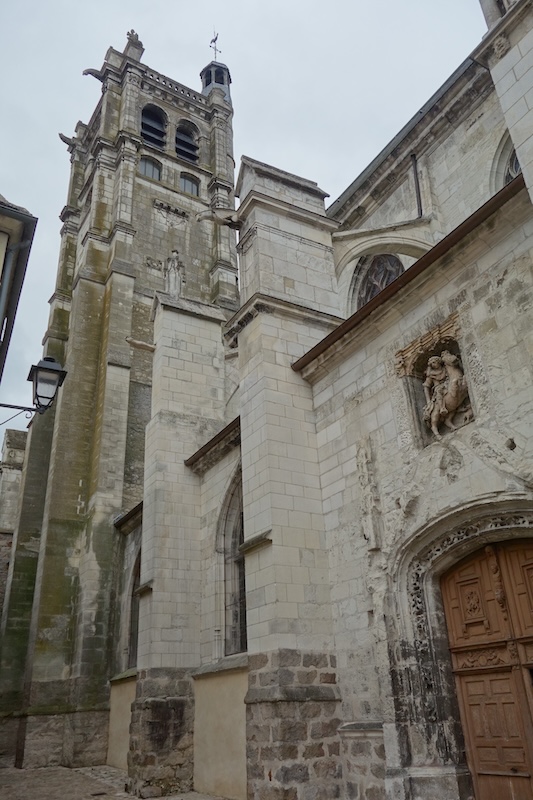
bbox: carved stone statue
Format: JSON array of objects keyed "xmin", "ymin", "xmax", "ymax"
[
  {"xmin": 164, "ymin": 249, "xmax": 185, "ymax": 297},
  {"xmin": 422, "ymin": 350, "xmax": 471, "ymax": 439}
]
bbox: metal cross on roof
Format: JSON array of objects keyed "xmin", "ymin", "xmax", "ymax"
[{"xmin": 210, "ymin": 31, "xmax": 221, "ymax": 61}]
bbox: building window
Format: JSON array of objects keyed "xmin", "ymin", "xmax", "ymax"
[
  {"xmin": 127, "ymin": 553, "xmax": 141, "ymax": 669},
  {"xmin": 176, "ymin": 123, "xmax": 199, "ymax": 163},
  {"xmin": 223, "ymin": 477, "xmax": 246, "ymax": 656},
  {"xmin": 504, "ymin": 148, "xmax": 521, "ymax": 185},
  {"xmin": 180, "ymin": 174, "xmax": 199, "ymax": 196},
  {"xmin": 141, "ymin": 105, "xmax": 166, "ymax": 149},
  {"xmin": 353, "ymin": 253, "xmax": 403, "ymax": 310},
  {"xmin": 139, "ymin": 157, "xmax": 162, "ymax": 181},
  {"xmin": 215, "ymin": 68, "xmax": 225, "ymax": 84}
]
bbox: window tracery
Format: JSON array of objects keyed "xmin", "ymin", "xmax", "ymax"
[{"xmin": 351, "ymin": 253, "xmax": 404, "ymax": 311}]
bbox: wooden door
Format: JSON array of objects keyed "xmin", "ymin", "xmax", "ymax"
[{"xmin": 441, "ymin": 542, "xmax": 533, "ymax": 800}]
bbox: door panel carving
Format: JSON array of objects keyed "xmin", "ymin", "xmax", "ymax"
[{"xmin": 442, "ymin": 541, "xmax": 533, "ymax": 800}]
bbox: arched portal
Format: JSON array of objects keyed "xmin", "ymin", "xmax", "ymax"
[{"xmin": 441, "ymin": 540, "xmax": 533, "ymax": 800}]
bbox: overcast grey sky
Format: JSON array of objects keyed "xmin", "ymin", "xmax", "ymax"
[{"xmin": 0, "ymin": 0, "xmax": 487, "ymax": 437}]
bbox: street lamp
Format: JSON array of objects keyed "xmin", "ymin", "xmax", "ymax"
[{"xmin": 0, "ymin": 357, "xmax": 67, "ymax": 416}]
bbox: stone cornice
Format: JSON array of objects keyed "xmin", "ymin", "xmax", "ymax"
[
  {"xmin": 184, "ymin": 416, "xmax": 241, "ymax": 475},
  {"xmin": 472, "ymin": 0, "xmax": 531, "ymax": 68},
  {"xmin": 114, "ymin": 500, "xmax": 143, "ymax": 534},
  {"xmin": 237, "ymin": 156, "xmax": 329, "ymax": 199},
  {"xmin": 237, "ymin": 190, "xmax": 339, "ymax": 233},
  {"xmin": 224, "ymin": 293, "xmax": 343, "ymax": 349},
  {"xmin": 151, "ymin": 292, "xmax": 227, "ymax": 324}
]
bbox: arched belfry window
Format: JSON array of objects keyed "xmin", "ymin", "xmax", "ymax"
[
  {"xmin": 176, "ymin": 122, "xmax": 199, "ymax": 163},
  {"xmin": 127, "ymin": 553, "xmax": 141, "ymax": 669},
  {"xmin": 141, "ymin": 105, "xmax": 166, "ymax": 149},
  {"xmin": 504, "ymin": 148, "xmax": 521, "ymax": 185},
  {"xmin": 180, "ymin": 173, "xmax": 199, "ymax": 196},
  {"xmin": 223, "ymin": 477, "xmax": 246, "ymax": 656},
  {"xmin": 352, "ymin": 253, "xmax": 404, "ymax": 311},
  {"xmin": 139, "ymin": 157, "xmax": 161, "ymax": 181}
]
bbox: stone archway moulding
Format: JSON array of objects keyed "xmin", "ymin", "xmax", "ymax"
[
  {"xmin": 334, "ymin": 231, "xmax": 430, "ymax": 277},
  {"xmin": 335, "ymin": 233, "xmax": 430, "ymax": 318},
  {"xmin": 397, "ymin": 504, "xmax": 533, "ymax": 645}
]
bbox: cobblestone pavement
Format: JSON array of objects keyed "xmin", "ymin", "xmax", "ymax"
[{"xmin": 0, "ymin": 764, "xmax": 224, "ymax": 800}]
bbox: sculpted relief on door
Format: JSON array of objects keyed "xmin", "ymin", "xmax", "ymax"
[{"xmin": 442, "ymin": 541, "xmax": 533, "ymax": 800}]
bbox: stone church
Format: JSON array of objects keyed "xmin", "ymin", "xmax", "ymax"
[{"xmin": 2, "ymin": 2, "xmax": 533, "ymax": 799}]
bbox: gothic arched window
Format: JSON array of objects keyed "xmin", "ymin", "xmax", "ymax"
[
  {"xmin": 504, "ymin": 148, "xmax": 521, "ymax": 185},
  {"xmin": 141, "ymin": 105, "xmax": 166, "ymax": 149},
  {"xmin": 354, "ymin": 253, "xmax": 404, "ymax": 310},
  {"xmin": 127, "ymin": 553, "xmax": 141, "ymax": 669},
  {"xmin": 175, "ymin": 123, "xmax": 199, "ymax": 163},
  {"xmin": 223, "ymin": 478, "xmax": 246, "ymax": 656},
  {"xmin": 180, "ymin": 173, "xmax": 199, "ymax": 196},
  {"xmin": 139, "ymin": 157, "xmax": 161, "ymax": 181}
]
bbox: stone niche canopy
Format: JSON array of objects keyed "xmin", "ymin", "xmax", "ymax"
[{"xmin": 395, "ymin": 314, "xmax": 473, "ymax": 444}]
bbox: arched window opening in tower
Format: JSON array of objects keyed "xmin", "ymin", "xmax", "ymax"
[
  {"xmin": 139, "ymin": 157, "xmax": 162, "ymax": 181},
  {"xmin": 355, "ymin": 253, "xmax": 404, "ymax": 309},
  {"xmin": 180, "ymin": 174, "xmax": 199, "ymax": 196},
  {"xmin": 176, "ymin": 124, "xmax": 199, "ymax": 163},
  {"xmin": 215, "ymin": 68, "xmax": 225, "ymax": 85},
  {"xmin": 141, "ymin": 106, "xmax": 166, "ymax": 149}
]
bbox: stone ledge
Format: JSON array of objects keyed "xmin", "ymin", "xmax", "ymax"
[
  {"xmin": 245, "ymin": 684, "xmax": 340, "ymax": 704},
  {"xmin": 192, "ymin": 653, "xmax": 248, "ymax": 678},
  {"xmin": 239, "ymin": 528, "xmax": 272, "ymax": 555},
  {"xmin": 110, "ymin": 668, "xmax": 137, "ymax": 684}
]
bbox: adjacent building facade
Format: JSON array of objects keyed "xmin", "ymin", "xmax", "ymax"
[{"xmin": 2, "ymin": 2, "xmax": 533, "ymax": 799}]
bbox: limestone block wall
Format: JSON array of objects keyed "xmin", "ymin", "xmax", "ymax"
[
  {"xmin": 246, "ymin": 650, "xmax": 342, "ymax": 800},
  {"xmin": 301, "ymin": 188, "xmax": 533, "ymax": 799},
  {"xmin": 0, "ymin": 430, "xmax": 26, "ymax": 615},
  {"xmin": 130, "ymin": 294, "xmax": 229, "ymax": 795},
  {"xmin": 236, "ymin": 158, "xmax": 340, "ymax": 316}
]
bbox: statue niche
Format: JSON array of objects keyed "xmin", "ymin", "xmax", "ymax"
[
  {"xmin": 422, "ymin": 350, "xmax": 472, "ymax": 440},
  {"xmin": 395, "ymin": 317, "xmax": 474, "ymax": 444}
]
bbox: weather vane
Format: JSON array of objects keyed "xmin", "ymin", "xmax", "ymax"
[{"xmin": 210, "ymin": 31, "xmax": 221, "ymax": 61}]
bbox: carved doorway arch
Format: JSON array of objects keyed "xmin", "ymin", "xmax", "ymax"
[{"xmin": 441, "ymin": 540, "xmax": 533, "ymax": 800}]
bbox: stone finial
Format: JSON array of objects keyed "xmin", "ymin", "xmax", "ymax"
[{"xmin": 123, "ymin": 30, "xmax": 144, "ymax": 61}]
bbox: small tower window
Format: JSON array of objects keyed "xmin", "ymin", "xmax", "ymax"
[
  {"xmin": 141, "ymin": 105, "xmax": 166, "ymax": 149},
  {"xmin": 139, "ymin": 157, "xmax": 161, "ymax": 181},
  {"xmin": 215, "ymin": 68, "xmax": 225, "ymax": 84},
  {"xmin": 176, "ymin": 123, "xmax": 199, "ymax": 163},
  {"xmin": 180, "ymin": 174, "xmax": 199, "ymax": 196}
]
